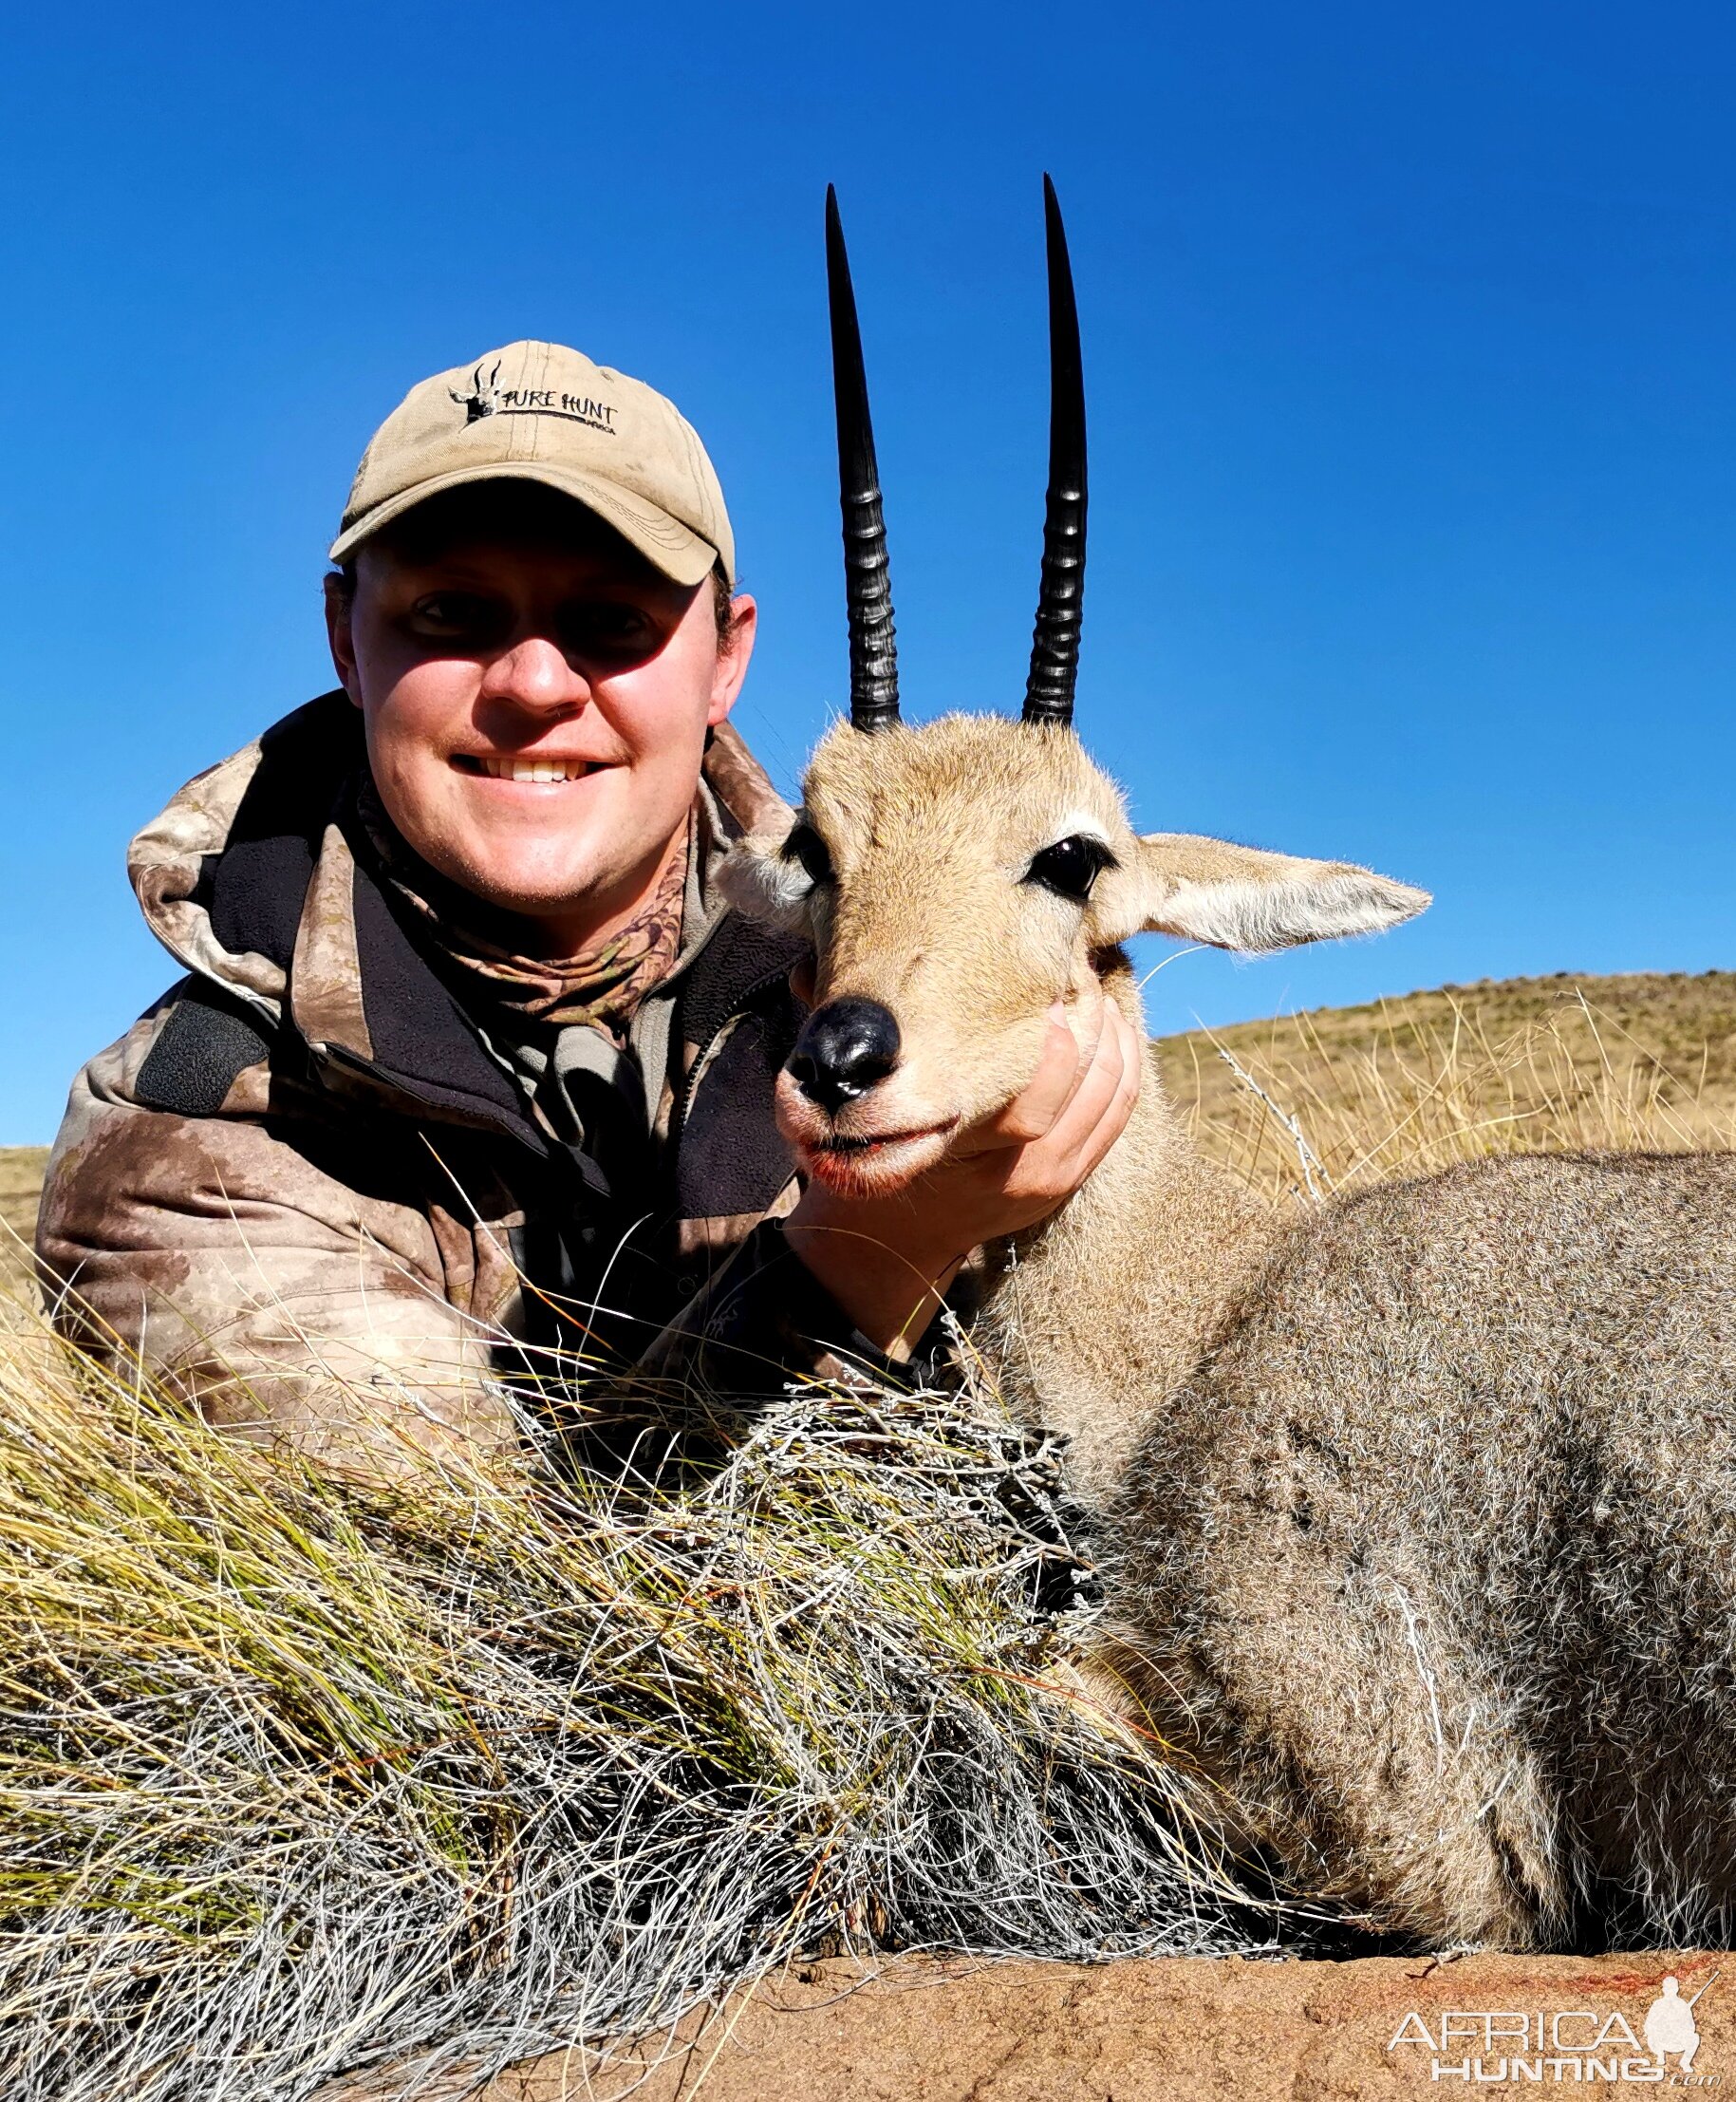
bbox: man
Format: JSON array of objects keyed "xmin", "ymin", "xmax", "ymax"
[{"xmin": 37, "ymin": 339, "xmax": 1139, "ymax": 1479}]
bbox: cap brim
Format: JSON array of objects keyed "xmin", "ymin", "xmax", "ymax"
[{"xmin": 327, "ymin": 464, "xmax": 725, "ymax": 587}]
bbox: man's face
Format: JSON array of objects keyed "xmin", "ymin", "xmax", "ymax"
[{"xmin": 327, "ymin": 489, "xmax": 756, "ymax": 954}]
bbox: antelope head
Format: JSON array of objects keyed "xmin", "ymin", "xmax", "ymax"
[{"xmin": 722, "ymin": 183, "xmax": 1428, "ymax": 1200}]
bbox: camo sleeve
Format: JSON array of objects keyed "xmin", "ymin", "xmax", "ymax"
[{"xmin": 35, "ymin": 1006, "xmax": 521, "ymax": 1481}]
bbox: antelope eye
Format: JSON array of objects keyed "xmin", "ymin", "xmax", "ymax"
[
  {"xmin": 1024, "ymin": 833, "xmax": 1114, "ymax": 902},
  {"xmin": 780, "ymin": 821, "xmax": 834, "ymax": 886}
]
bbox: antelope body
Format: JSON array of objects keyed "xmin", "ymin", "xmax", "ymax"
[{"xmin": 727, "ymin": 184, "xmax": 1736, "ymax": 1949}]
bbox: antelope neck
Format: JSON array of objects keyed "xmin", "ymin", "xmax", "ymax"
[{"xmin": 974, "ymin": 1004, "xmax": 1280, "ymax": 1500}]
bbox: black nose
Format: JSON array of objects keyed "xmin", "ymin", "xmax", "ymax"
[{"xmin": 787, "ymin": 999, "xmax": 901, "ymax": 1115}]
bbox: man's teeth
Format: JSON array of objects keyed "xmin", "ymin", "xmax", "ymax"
[{"xmin": 475, "ymin": 757, "xmax": 591, "ymax": 782}]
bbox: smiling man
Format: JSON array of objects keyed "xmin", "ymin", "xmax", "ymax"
[{"xmin": 36, "ymin": 340, "xmax": 1137, "ymax": 1480}]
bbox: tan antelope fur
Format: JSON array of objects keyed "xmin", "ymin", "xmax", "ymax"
[
  {"xmin": 722, "ymin": 712, "xmax": 1736, "ymax": 1952},
  {"xmin": 750, "ymin": 180, "xmax": 1736, "ymax": 1952}
]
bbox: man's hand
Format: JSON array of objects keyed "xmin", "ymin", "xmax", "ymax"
[{"xmin": 781, "ymin": 990, "xmax": 1144, "ymax": 1357}]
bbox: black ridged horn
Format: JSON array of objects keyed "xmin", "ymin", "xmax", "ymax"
[
  {"xmin": 826, "ymin": 186, "xmax": 899, "ymax": 731},
  {"xmin": 1023, "ymin": 175, "xmax": 1088, "ymax": 726}
]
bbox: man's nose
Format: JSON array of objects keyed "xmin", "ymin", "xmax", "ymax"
[
  {"xmin": 787, "ymin": 999, "xmax": 901, "ymax": 1115},
  {"xmin": 480, "ymin": 636, "xmax": 590, "ymax": 715}
]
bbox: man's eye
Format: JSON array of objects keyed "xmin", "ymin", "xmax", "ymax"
[
  {"xmin": 780, "ymin": 821, "xmax": 834, "ymax": 886},
  {"xmin": 410, "ymin": 592, "xmax": 503, "ymax": 641},
  {"xmin": 559, "ymin": 603, "xmax": 655, "ymax": 655},
  {"xmin": 1023, "ymin": 834, "xmax": 1114, "ymax": 902}
]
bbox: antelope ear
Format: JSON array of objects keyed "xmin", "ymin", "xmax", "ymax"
[
  {"xmin": 717, "ymin": 812, "xmax": 813, "ymax": 934},
  {"xmin": 1093, "ymin": 832, "xmax": 1429, "ymax": 952}
]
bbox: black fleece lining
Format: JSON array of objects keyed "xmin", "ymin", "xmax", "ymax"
[
  {"xmin": 349, "ymin": 860, "xmax": 546, "ymax": 1141},
  {"xmin": 136, "ymin": 982, "xmax": 273, "ymax": 1117},
  {"xmin": 676, "ymin": 1009, "xmax": 799, "ymax": 1221},
  {"xmin": 677, "ymin": 913, "xmax": 810, "ymax": 1073},
  {"xmin": 198, "ymin": 835, "xmax": 315, "ymax": 970},
  {"xmin": 196, "ymin": 694, "xmax": 362, "ymax": 969}
]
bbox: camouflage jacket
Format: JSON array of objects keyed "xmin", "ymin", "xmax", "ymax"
[{"xmin": 38, "ymin": 692, "xmax": 916, "ymax": 1478}]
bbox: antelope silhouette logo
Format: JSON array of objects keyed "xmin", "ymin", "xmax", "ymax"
[
  {"xmin": 450, "ymin": 360, "xmax": 504, "ymax": 423},
  {"xmin": 448, "ymin": 359, "xmax": 617, "ymax": 432}
]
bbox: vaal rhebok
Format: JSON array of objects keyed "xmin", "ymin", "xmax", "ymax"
[{"xmin": 721, "ymin": 182, "xmax": 1736, "ymax": 1951}]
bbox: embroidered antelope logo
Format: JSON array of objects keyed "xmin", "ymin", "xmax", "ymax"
[{"xmin": 450, "ymin": 359, "xmax": 503, "ymax": 423}]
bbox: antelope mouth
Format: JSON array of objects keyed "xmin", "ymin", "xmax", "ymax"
[
  {"xmin": 799, "ymin": 1117, "xmax": 960, "ymax": 1195},
  {"xmin": 812, "ymin": 1118, "xmax": 958, "ymax": 1158}
]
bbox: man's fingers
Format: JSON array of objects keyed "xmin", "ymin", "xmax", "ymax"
[
  {"xmin": 955, "ymin": 1031, "xmax": 1070, "ymax": 1154},
  {"xmin": 1069, "ymin": 982, "xmax": 1108, "ymax": 1084},
  {"xmin": 987, "ymin": 1001, "xmax": 1101, "ymax": 1145},
  {"xmin": 1038, "ymin": 999, "xmax": 1142, "ymax": 1171},
  {"xmin": 1040, "ymin": 1005, "xmax": 1121, "ymax": 1153}
]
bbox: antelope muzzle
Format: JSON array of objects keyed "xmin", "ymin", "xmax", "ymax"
[{"xmin": 787, "ymin": 998, "xmax": 901, "ymax": 1114}]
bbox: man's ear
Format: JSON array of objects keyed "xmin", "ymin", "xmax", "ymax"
[
  {"xmin": 1093, "ymin": 832, "xmax": 1430, "ymax": 953},
  {"xmin": 323, "ymin": 573, "xmax": 363, "ymax": 708},
  {"xmin": 706, "ymin": 592, "xmax": 758, "ymax": 727}
]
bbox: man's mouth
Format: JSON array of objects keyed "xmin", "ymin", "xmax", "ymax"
[{"xmin": 452, "ymin": 755, "xmax": 604, "ymax": 783}]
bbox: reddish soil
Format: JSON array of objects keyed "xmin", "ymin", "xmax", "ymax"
[{"xmin": 335, "ymin": 1950, "xmax": 1729, "ymax": 2099}]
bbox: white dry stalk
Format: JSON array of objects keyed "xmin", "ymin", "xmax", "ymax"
[
  {"xmin": 1213, "ymin": 1046, "xmax": 1332, "ymax": 1203},
  {"xmin": 1384, "ymin": 1577, "xmax": 1448, "ymax": 1779}
]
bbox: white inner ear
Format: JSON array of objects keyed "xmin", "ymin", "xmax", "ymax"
[
  {"xmin": 1161, "ymin": 870, "xmax": 1430, "ymax": 953},
  {"xmin": 717, "ymin": 841, "xmax": 814, "ymax": 932}
]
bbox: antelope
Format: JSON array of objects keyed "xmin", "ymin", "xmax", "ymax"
[{"xmin": 720, "ymin": 182, "xmax": 1736, "ymax": 1951}]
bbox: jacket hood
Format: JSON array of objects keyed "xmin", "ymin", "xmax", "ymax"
[{"xmin": 129, "ymin": 693, "xmax": 356, "ymax": 1028}]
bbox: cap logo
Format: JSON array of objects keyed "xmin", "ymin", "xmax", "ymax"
[{"xmin": 449, "ymin": 359, "xmax": 618, "ymax": 435}]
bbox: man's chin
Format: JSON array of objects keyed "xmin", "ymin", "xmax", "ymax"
[
  {"xmin": 797, "ymin": 1123, "xmax": 957, "ymax": 1200},
  {"xmin": 405, "ymin": 835, "xmax": 599, "ymax": 916},
  {"xmin": 425, "ymin": 835, "xmax": 639, "ymax": 936}
]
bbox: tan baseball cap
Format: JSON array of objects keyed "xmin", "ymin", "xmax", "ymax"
[{"xmin": 329, "ymin": 339, "xmax": 735, "ymax": 587}]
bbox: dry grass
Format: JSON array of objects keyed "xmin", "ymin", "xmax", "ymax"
[
  {"xmin": 1155, "ymin": 969, "xmax": 1736, "ymax": 1205},
  {"xmin": 0, "ymin": 1303, "xmax": 1272, "ymax": 2102},
  {"xmin": 0, "ymin": 1147, "xmax": 49, "ymax": 1289}
]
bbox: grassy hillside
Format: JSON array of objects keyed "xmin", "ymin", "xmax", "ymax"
[
  {"xmin": 4, "ymin": 968, "xmax": 1729, "ymax": 1290},
  {"xmin": 0, "ymin": 1147, "xmax": 49, "ymax": 1287},
  {"xmin": 1155, "ymin": 968, "xmax": 1735, "ymax": 1205}
]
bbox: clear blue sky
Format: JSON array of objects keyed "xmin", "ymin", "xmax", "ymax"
[{"xmin": 4, "ymin": 2, "xmax": 1733, "ymax": 1142}]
